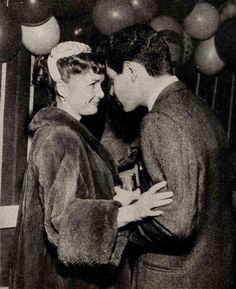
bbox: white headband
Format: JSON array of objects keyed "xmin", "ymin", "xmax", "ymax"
[{"xmin": 47, "ymin": 41, "xmax": 92, "ymax": 83}]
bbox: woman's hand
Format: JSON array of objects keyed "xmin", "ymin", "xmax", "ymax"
[
  {"xmin": 132, "ymin": 182, "xmax": 173, "ymax": 220},
  {"xmin": 113, "ymin": 187, "xmax": 141, "ymax": 207},
  {"xmin": 117, "ymin": 181, "xmax": 173, "ymax": 228}
]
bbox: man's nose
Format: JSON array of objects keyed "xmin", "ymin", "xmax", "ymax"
[
  {"xmin": 97, "ymin": 86, "xmax": 104, "ymax": 99},
  {"xmin": 110, "ymin": 84, "xmax": 114, "ymax": 96}
]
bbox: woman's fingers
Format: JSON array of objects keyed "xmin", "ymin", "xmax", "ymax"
[
  {"xmin": 151, "ymin": 197, "xmax": 173, "ymax": 208},
  {"xmin": 148, "ymin": 181, "xmax": 167, "ymax": 193},
  {"xmin": 155, "ymin": 191, "xmax": 173, "ymax": 199},
  {"xmin": 114, "ymin": 186, "xmax": 126, "ymax": 194},
  {"xmin": 146, "ymin": 210, "xmax": 164, "ymax": 217}
]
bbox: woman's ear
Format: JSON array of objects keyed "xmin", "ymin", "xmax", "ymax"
[
  {"xmin": 56, "ymin": 81, "xmax": 68, "ymax": 98},
  {"xmin": 123, "ymin": 61, "xmax": 137, "ymax": 82}
]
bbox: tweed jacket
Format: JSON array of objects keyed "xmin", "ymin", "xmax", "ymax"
[
  {"xmin": 9, "ymin": 107, "xmax": 129, "ymax": 289},
  {"xmin": 129, "ymin": 81, "xmax": 234, "ymax": 289}
]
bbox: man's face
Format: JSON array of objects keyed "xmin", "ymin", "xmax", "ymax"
[{"xmin": 106, "ymin": 65, "xmax": 140, "ymax": 112}]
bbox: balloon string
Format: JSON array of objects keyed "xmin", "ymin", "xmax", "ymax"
[
  {"xmin": 211, "ymin": 76, "xmax": 218, "ymax": 110},
  {"xmin": 0, "ymin": 63, "xmax": 7, "ymax": 198},
  {"xmin": 27, "ymin": 55, "xmax": 35, "ymax": 160},
  {"xmin": 195, "ymin": 72, "xmax": 201, "ymax": 96},
  {"xmin": 227, "ymin": 74, "xmax": 235, "ymax": 141}
]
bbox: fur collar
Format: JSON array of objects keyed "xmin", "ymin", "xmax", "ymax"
[{"xmin": 29, "ymin": 107, "xmax": 119, "ymax": 184}]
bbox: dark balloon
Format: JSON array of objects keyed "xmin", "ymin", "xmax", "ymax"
[
  {"xmin": 158, "ymin": 30, "xmax": 184, "ymax": 68},
  {"xmin": 181, "ymin": 31, "xmax": 194, "ymax": 65},
  {"xmin": 150, "ymin": 16, "xmax": 183, "ymax": 36},
  {"xmin": 158, "ymin": 0, "xmax": 196, "ymax": 23},
  {"xmin": 60, "ymin": 15, "xmax": 105, "ymax": 49},
  {"xmin": 204, "ymin": 0, "xmax": 226, "ymax": 9},
  {"xmin": 220, "ymin": 2, "xmax": 236, "ymax": 22},
  {"xmin": 129, "ymin": 0, "xmax": 159, "ymax": 23},
  {"xmin": 0, "ymin": 4, "xmax": 22, "ymax": 62},
  {"xmin": 92, "ymin": 0, "xmax": 137, "ymax": 35},
  {"xmin": 76, "ymin": 0, "xmax": 97, "ymax": 11},
  {"xmin": 53, "ymin": 0, "xmax": 96, "ymax": 19},
  {"xmin": 214, "ymin": 17, "xmax": 236, "ymax": 71},
  {"xmin": 11, "ymin": 0, "xmax": 53, "ymax": 26}
]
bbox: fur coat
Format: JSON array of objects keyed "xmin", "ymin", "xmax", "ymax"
[{"xmin": 9, "ymin": 107, "xmax": 129, "ymax": 289}]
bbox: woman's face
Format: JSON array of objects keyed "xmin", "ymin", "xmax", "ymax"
[{"xmin": 65, "ymin": 69, "xmax": 105, "ymax": 116}]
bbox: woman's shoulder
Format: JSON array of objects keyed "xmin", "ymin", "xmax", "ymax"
[{"xmin": 33, "ymin": 124, "xmax": 84, "ymax": 155}]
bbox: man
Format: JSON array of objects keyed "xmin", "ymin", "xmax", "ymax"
[{"xmin": 100, "ymin": 24, "xmax": 235, "ymax": 289}]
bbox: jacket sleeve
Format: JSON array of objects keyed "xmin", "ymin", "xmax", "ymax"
[
  {"xmin": 129, "ymin": 114, "xmax": 199, "ymax": 250},
  {"xmin": 34, "ymin": 126, "xmax": 126, "ymax": 266}
]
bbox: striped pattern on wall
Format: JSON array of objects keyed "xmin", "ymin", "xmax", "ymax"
[{"xmin": 0, "ymin": 48, "xmax": 31, "ymax": 286}]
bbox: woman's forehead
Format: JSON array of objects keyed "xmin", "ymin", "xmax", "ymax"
[{"xmin": 69, "ymin": 70, "xmax": 104, "ymax": 83}]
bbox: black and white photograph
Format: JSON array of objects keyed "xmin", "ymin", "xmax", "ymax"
[{"xmin": 0, "ymin": 0, "xmax": 236, "ymax": 288}]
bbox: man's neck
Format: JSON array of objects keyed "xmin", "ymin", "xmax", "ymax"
[{"xmin": 143, "ymin": 74, "xmax": 179, "ymax": 111}]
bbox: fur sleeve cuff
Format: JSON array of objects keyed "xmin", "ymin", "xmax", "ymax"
[{"xmin": 57, "ymin": 199, "xmax": 128, "ymax": 266}]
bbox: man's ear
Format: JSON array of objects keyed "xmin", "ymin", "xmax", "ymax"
[
  {"xmin": 56, "ymin": 81, "xmax": 68, "ymax": 98},
  {"xmin": 123, "ymin": 61, "xmax": 137, "ymax": 82}
]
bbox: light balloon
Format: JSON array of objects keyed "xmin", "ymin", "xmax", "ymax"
[
  {"xmin": 22, "ymin": 16, "xmax": 60, "ymax": 55},
  {"xmin": 194, "ymin": 37, "xmax": 225, "ymax": 75},
  {"xmin": 184, "ymin": 2, "xmax": 220, "ymax": 40}
]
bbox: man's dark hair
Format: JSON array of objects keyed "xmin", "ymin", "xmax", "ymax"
[{"xmin": 98, "ymin": 24, "xmax": 173, "ymax": 76}]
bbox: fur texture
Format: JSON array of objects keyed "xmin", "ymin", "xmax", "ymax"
[{"xmin": 9, "ymin": 107, "xmax": 128, "ymax": 289}]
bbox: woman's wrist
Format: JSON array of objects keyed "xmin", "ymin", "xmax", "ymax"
[{"xmin": 117, "ymin": 204, "xmax": 140, "ymax": 228}]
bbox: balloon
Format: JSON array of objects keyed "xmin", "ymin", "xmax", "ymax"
[
  {"xmin": 158, "ymin": 0, "xmax": 195, "ymax": 23},
  {"xmin": 60, "ymin": 15, "xmax": 105, "ymax": 49},
  {"xmin": 76, "ymin": 0, "xmax": 97, "ymax": 11},
  {"xmin": 150, "ymin": 16, "xmax": 183, "ymax": 36},
  {"xmin": 11, "ymin": 0, "xmax": 53, "ymax": 26},
  {"xmin": 220, "ymin": 2, "xmax": 236, "ymax": 22},
  {"xmin": 181, "ymin": 31, "xmax": 194, "ymax": 65},
  {"xmin": 214, "ymin": 17, "xmax": 236, "ymax": 70},
  {"xmin": 158, "ymin": 30, "xmax": 183, "ymax": 68},
  {"xmin": 0, "ymin": 4, "xmax": 22, "ymax": 62},
  {"xmin": 92, "ymin": 0, "xmax": 137, "ymax": 35},
  {"xmin": 194, "ymin": 37, "xmax": 225, "ymax": 75},
  {"xmin": 184, "ymin": 2, "xmax": 220, "ymax": 40},
  {"xmin": 22, "ymin": 16, "xmax": 60, "ymax": 55},
  {"xmin": 54, "ymin": 0, "xmax": 96, "ymax": 19},
  {"xmin": 203, "ymin": 0, "xmax": 225, "ymax": 9},
  {"xmin": 129, "ymin": 0, "xmax": 159, "ymax": 23}
]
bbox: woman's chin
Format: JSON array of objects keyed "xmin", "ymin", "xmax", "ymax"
[{"xmin": 81, "ymin": 107, "xmax": 98, "ymax": 116}]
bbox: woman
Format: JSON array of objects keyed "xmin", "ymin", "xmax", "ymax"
[{"xmin": 9, "ymin": 41, "xmax": 173, "ymax": 289}]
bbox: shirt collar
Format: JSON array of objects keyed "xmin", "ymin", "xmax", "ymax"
[{"xmin": 147, "ymin": 75, "xmax": 179, "ymax": 111}]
